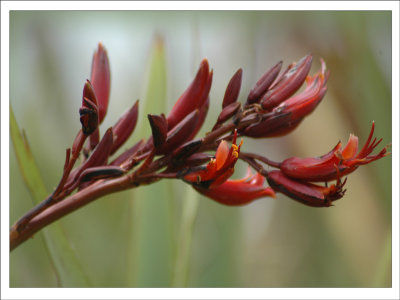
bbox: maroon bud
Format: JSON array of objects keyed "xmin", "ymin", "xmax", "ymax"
[
  {"xmin": 215, "ymin": 102, "xmax": 241, "ymax": 128},
  {"xmin": 167, "ymin": 59, "xmax": 212, "ymax": 129},
  {"xmin": 223, "ymin": 68, "xmax": 242, "ymax": 108},
  {"xmin": 110, "ymin": 100, "xmax": 139, "ymax": 155},
  {"xmin": 261, "ymin": 55, "xmax": 313, "ymax": 110},
  {"xmin": 247, "ymin": 61, "xmax": 282, "ymax": 104},
  {"xmin": 266, "ymin": 170, "xmax": 346, "ymax": 207},
  {"xmin": 242, "ymin": 112, "xmax": 301, "ymax": 138},
  {"xmin": 82, "ymin": 80, "xmax": 98, "ymax": 107},
  {"xmin": 79, "ymin": 80, "xmax": 99, "ymax": 136},
  {"xmin": 158, "ymin": 110, "xmax": 200, "ymax": 154},
  {"xmin": 172, "ymin": 138, "xmax": 203, "ymax": 162},
  {"xmin": 91, "ymin": 43, "xmax": 111, "ymax": 124},
  {"xmin": 188, "ymin": 97, "xmax": 209, "ymax": 141},
  {"xmin": 148, "ymin": 114, "xmax": 168, "ymax": 150}
]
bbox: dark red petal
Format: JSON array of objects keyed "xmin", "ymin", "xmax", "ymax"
[
  {"xmin": 214, "ymin": 102, "xmax": 241, "ymax": 130},
  {"xmin": 158, "ymin": 110, "xmax": 200, "ymax": 154},
  {"xmin": 223, "ymin": 68, "xmax": 243, "ymax": 108},
  {"xmin": 266, "ymin": 170, "xmax": 334, "ymax": 207},
  {"xmin": 261, "ymin": 55, "xmax": 313, "ymax": 110},
  {"xmin": 247, "ymin": 61, "xmax": 282, "ymax": 104},
  {"xmin": 187, "ymin": 97, "xmax": 209, "ymax": 141},
  {"xmin": 194, "ymin": 180, "xmax": 275, "ymax": 206},
  {"xmin": 148, "ymin": 114, "xmax": 168, "ymax": 150},
  {"xmin": 172, "ymin": 139, "xmax": 203, "ymax": 163},
  {"xmin": 82, "ymin": 80, "xmax": 98, "ymax": 107},
  {"xmin": 110, "ymin": 100, "xmax": 139, "ymax": 155},
  {"xmin": 167, "ymin": 59, "xmax": 211, "ymax": 129}
]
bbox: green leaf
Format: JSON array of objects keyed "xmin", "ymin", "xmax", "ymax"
[
  {"xmin": 128, "ymin": 35, "xmax": 176, "ymax": 287},
  {"xmin": 172, "ymin": 186, "xmax": 199, "ymax": 287},
  {"xmin": 10, "ymin": 106, "xmax": 48, "ymax": 202},
  {"xmin": 10, "ymin": 105, "xmax": 91, "ymax": 286}
]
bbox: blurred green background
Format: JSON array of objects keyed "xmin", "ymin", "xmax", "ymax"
[{"xmin": 9, "ymin": 11, "xmax": 392, "ymax": 287}]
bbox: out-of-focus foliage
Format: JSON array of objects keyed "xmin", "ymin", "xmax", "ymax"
[{"xmin": 10, "ymin": 11, "xmax": 391, "ymax": 287}]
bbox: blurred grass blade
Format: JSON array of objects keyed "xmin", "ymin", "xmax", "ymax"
[
  {"xmin": 10, "ymin": 106, "xmax": 47, "ymax": 202},
  {"xmin": 10, "ymin": 105, "xmax": 90, "ymax": 286},
  {"xmin": 136, "ymin": 34, "xmax": 168, "ymax": 136},
  {"xmin": 172, "ymin": 186, "xmax": 199, "ymax": 287},
  {"xmin": 129, "ymin": 35, "xmax": 176, "ymax": 286},
  {"xmin": 372, "ymin": 231, "xmax": 391, "ymax": 287}
]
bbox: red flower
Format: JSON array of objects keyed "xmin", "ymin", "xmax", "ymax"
[
  {"xmin": 266, "ymin": 170, "xmax": 346, "ymax": 207},
  {"xmin": 280, "ymin": 122, "xmax": 389, "ymax": 182},
  {"xmin": 183, "ymin": 130, "xmax": 242, "ymax": 189},
  {"xmin": 194, "ymin": 169, "xmax": 276, "ymax": 206}
]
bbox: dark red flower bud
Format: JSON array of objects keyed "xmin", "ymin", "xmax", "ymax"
[
  {"xmin": 188, "ymin": 97, "xmax": 209, "ymax": 141},
  {"xmin": 172, "ymin": 138, "xmax": 203, "ymax": 163},
  {"xmin": 158, "ymin": 110, "xmax": 200, "ymax": 154},
  {"xmin": 167, "ymin": 59, "xmax": 212, "ymax": 129},
  {"xmin": 266, "ymin": 170, "xmax": 346, "ymax": 207},
  {"xmin": 223, "ymin": 68, "xmax": 243, "ymax": 108},
  {"xmin": 110, "ymin": 100, "xmax": 139, "ymax": 155},
  {"xmin": 214, "ymin": 102, "xmax": 241, "ymax": 130},
  {"xmin": 194, "ymin": 169, "xmax": 275, "ymax": 206},
  {"xmin": 148, "ymin": 114, "xmax": 168, "ymax": 150},
  {"xmin": 280, "ymin": 122, "xmax": 390, "ymax": 182},
  {"xmin": 247, "ymin": 61, "xmax": 282, "ymax": 104},
  {"xmin": 242, "ymin": 59, "xmax": 327, "ymax": 138},
  {"xmin": 261, "ymin": 55, "xmax": 313, "ymax": 110},
  {"xmin": 91, "ymin": 43, "xmax": 110, "ymax": 124},
  {"xmin": 79, "ymin": 80, "xmax": 99, "ymax": 135}
]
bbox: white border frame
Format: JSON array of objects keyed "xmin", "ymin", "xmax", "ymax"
[{"xmin": 1, "ymin": 1, "xmax": 399, "ymax": 299}]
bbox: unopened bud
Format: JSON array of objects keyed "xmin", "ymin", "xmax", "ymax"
[
  {"xmin": 223, "ymin": 68, "xmax": 242, "ymax": 108},
  {"xmin": 247, "ymin": 61, "xmax": 282, "ymax": 104}
]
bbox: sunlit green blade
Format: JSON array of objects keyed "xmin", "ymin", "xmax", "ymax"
[
  {"xmin": 172, "ymin": 186, "xmax": 199, "ymax": 287},
  {"xmin": 10, "ymin": 106, "xmax": 90, "ymax": 286},
  {"xmin": 128, "ymin": 35, "xmax": 175, "ymax": 287}
]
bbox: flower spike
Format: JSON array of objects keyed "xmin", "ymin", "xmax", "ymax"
[{"xmin": 10, "ymin": 44, "xmax": 392, "ymax": 253}]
